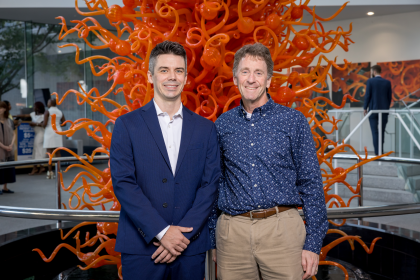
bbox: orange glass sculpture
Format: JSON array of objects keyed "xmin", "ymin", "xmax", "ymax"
[{"xmin": 31, "ymin": 0, "xmax": 391, "ymax": 278}]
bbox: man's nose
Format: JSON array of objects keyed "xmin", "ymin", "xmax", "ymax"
[
  {"xmin": 168, "ymin": 70, "xmax": 176, "ymax": 80},
  {"xmin": 247, "ymin": 73, "xmax": 256, "ymax": 83}
]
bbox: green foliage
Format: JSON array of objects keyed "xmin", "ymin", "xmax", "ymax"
[{"xmin": 0, "ymin": 20, "xmax": 62, "ymax": 96}]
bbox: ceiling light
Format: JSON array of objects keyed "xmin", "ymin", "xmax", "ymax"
[
  {"xmin": 367, "ymin": 12, "xmax": 374, "ymax": 16},
  {"xmin": 58, "ymin": 50, "xmax": 61, "ymax": 53}
]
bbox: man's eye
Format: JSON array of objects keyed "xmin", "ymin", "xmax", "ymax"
[
  {"xmin": 256, "ymin": 72, "xmax": 263, "ymax": 76},
  {"xmin": 161, "ymin": 70, "xmax": 167, "ymax": 73},
  {"xmin": 242, "ymin": 71, "xmax": 248, "ymax": 74},
  {"xmin": 176, "ymin": 70, "xmax": 184, "ymax": 73}
]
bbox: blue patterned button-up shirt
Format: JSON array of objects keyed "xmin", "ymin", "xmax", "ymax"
[{"xmin": 209, "ymin": 96, "xmax": 328, "ymax": 254}]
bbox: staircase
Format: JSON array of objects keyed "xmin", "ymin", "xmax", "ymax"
[{"xmin": 323, "ymin": 160, "xmax": 419, "ymax": 205}]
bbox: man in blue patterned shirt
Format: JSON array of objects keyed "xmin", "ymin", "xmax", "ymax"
[{"xmin": 211, "ymin": 43, "xmax": 328, "ymax": 280}]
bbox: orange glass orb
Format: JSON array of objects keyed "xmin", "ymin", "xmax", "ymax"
[
  {"xmin": 115, "ymin": 40, "xmax": 131, "ymax": 56},
  {"xmin": 106, "ymin": 5, "xmax": 123, "ymax": 22},
  {"xmin": 276, "ymin": 86, "xmax": 296, "ymax": 103},
  {"xmin": 291, "ymin": 6, "xmax": 304, "ymax": 19},
  {"xmin": 199, "ymin": 3, "xmax": 218, "ymax": 20},
  {"xmin": 293, "ymin": 36, "xmax": 309, "ymax": 50},
  {"xmin": 203, "ymin": 47, "xmax": 222, "ymax": 67},
  {"xmin": 238, "ymin": 17, "xmax": 255, "ymax": 34},
  {"xmin": 265, "ymin": 13, "xmax": 281, "ymax": 30}
]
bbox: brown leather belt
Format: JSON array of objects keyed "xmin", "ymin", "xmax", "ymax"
[{"xmin": 238, "ymin": 206, "xmax": 294, "ymax": 219}]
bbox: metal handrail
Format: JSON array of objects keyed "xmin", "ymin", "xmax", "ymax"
[
  {"xmin": 1, "ymin": 203, "xmax": 420, "ymax": 221},
  {"xmin": 336, "ymin": 109, "xmax": 420, "ymax": 155},
  {"xmin": 2, "ymin": 154, "xmax": 419, "ymax": 167},
  {"xmin": 0, "ymin": 155, "xmax": 109, "ymax": 169}
]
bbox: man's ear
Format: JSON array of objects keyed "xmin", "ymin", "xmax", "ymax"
[
  {"xmin": 266, "ymin": 77, "xmax": 272, "ymax": 89},
  {"xmin": 233, "ymin": 76, "xmax": 238, "ymax": 86},
  {"xmin": 147, "ymin": 71, "xmax": 153, "ymax": 84}
]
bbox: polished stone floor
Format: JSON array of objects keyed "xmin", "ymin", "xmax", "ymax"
[{"xmin": 0, "ymin": 162, "xmax": 420, "ymax": 236}]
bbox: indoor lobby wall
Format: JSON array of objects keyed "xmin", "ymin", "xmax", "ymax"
[{"xmin": 314, "ymin": 10, "xmax": 420, "ymax": 156}]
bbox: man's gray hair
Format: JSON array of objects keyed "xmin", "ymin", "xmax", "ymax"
[{"xmin": 232, "ymin": 43, "xmax": 274, "ymax": 79}]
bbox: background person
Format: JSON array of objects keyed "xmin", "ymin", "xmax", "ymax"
[
  {"xmin": 43, "ymin": 99, "xmax": 65, "ymax": 179},
  {"xmin": 364, "ymin": 65, "xmax": 393, "ymax": 155},
  {"xmin": 212, "ymin": 43, "xmax": 328, "ymax": 280},
  {"xmin": 0, "ymin": 101, "xmax": 16, "ymax": 195},
  {"xmin": 14, "ymin": 102, "xmax": 47, "ymax": 175}
]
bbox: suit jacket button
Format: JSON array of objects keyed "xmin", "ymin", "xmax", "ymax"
[
  {"xmin": 163, "ymin": 203, "xmax": 168, "ymax": 208},
  {"xmin": 162, "ymin": 178, "xmax": 167, "ymax": 183}
]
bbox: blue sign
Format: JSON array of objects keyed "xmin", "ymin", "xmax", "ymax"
[{"xmin": 17, "ymin": 122, "xmax": 35, "ymax": 161}]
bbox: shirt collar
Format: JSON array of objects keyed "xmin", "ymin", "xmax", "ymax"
[
  {"xmin": 153, "ymin": 99, "xmax": 183, "ymax": 119},
  {"xmin": 239, "ymin": 94, "xmax": 274, "ymax": 118},
  {"xmin": 375, "ymin": 75, "xmax": 381, "ymax": 77}
]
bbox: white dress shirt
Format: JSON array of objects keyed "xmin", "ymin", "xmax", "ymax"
[{"xmin": 153, "ymin": 99, "xmax": 184, "ymax": 240}]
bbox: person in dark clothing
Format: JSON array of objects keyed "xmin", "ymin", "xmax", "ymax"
[{"xmin": 363, "ymin": 65, "xmax": 393, "ymax": 155}]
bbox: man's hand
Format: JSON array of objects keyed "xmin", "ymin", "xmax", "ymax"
[
  {"xmin": 160, "ymin": 226, "xmax": 193, "ymax": 256},
  {"xmin": 302, "ymin": 250, "xmax": 319, "ymax": 279},
  {"xmin": 212, "ymin": 249, "xmax": 217, "ymax": 263},
  {"xmin": 364, "ymin": 110, "xmax": 368, "ymax": 116},
  {"xmin": 151, "ymin": 242, "xmax": 177, "ymax": 263}
]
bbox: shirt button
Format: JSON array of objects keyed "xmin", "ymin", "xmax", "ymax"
[
  {"xmin": 251, "ymin": 124, "xmax": 254, "ymax": 126},
  {"xmin": 263, "ymin": 114, "xmax": 266, "ymax": 117},
  {"xmin": 162, "ymin": 178, "xmax": 167, "ymax": 183},
  {"xmin": 252, "ymin": 164, "xmax": 255, "ymax": 167},
  {"xmin": 258, "ymin": 205, "xmax": 261, "ymax": 208},
  {"xmin": 163, "ymin": 203, "xmax": 168, "ymax": 208},
  {"xmin": 254, "ymin": 184, "xmax": 257, "ymax": 187},
  {"xmin": 251, "ymin": 143, "xmax": 254, "ymax": 146}
]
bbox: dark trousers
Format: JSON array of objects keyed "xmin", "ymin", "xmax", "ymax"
[
  {"xmin": 121, "ymin": 252, "xmax": 206, "ymax": 280},
  {"xmin": 368, "ymin": 113, "xmax": 389, "ymax": 155}
]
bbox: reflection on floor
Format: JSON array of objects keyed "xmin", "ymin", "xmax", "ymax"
[{"xmin": 53, "ymin": 265, "xmax": 119, "ymax": 280}]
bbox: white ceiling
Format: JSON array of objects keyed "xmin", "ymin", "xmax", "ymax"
[{"xmin": 0, "ymin": 5, "xmax": 419, "ymax": 31}]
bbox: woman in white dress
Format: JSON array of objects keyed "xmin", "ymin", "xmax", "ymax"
[
  {"xmin": 15, "ymin": 102, "xmax": 47, "ymax": 175},
  {"xmin": 43, "ymin": 99, "xmax": 65, "ymax": 179}
]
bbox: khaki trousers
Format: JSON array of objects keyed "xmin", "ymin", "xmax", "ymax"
[{"xmin": 216, "ymin": 208, "xmax": 306, "ymax": 280}]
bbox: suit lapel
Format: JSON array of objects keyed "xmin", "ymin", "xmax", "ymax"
[
  {"xmin": 175, "ymin": 107, "xmax": 196, "ymax": 176},
  {"xmin": 141, "ymin": 102, "xmax": 172, "ymax": 173}
]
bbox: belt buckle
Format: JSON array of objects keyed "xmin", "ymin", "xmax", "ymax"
[{"xmin": 249, "ymin": 208, "xmax": 265, "ymax": 219}]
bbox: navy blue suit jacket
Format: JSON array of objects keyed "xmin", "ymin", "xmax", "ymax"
[
  {"xmin": 364, "ymin": 76, "xmax": 392, "ymax": 111},
  {"xmin": 110, "ymin": 100, "xmax": 220, "ymax": 256}
]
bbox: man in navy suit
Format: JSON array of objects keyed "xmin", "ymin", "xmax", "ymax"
[
  {"xmin": 364, "ymin": 65, "xmax": 393, "ymax": 155},
  {"xmin": 110, "ymin": 41, "xmax": 220, "ymax": 280}
]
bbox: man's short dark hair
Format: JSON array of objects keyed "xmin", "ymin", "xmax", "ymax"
[
  {"xmin": 149, "ymin": 41, "xmax": 187, "ymax": 75},
  {"xmin": 233, "ymin": 43, "xmax": 274, "ymax": 79},
  {"xmin": 371, "ymin": 65, "xmax": 381, "ymax": 74}
]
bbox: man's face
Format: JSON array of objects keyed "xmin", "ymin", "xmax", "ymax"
[
  {"xmin": 234, "ymin": 55, "xmax": 271, "ymax": 103},
  {"xmin": 147, "ymin": 54, "xmax": 187, "ymax": 101}
]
